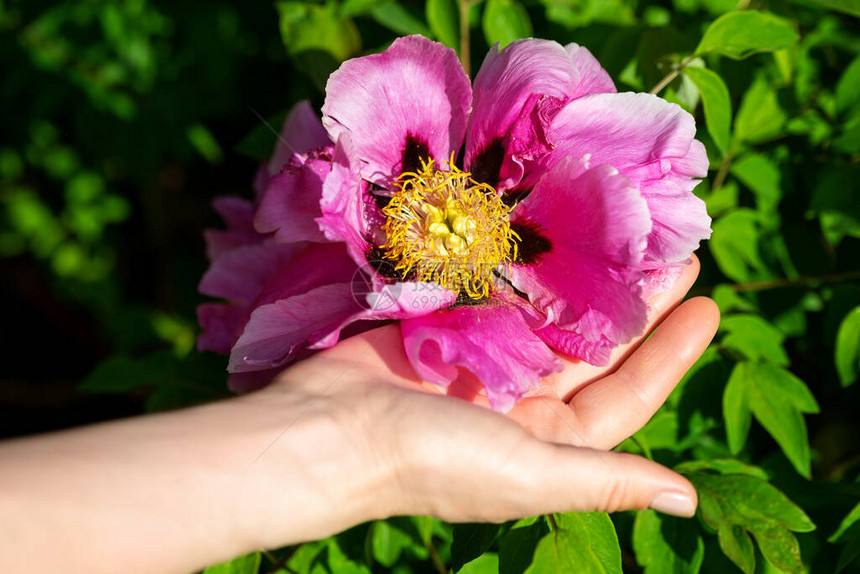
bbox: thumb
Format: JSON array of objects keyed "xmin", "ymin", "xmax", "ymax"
[
  {"xmin": 521, "ymin": 442, "xmax": 698, "ymax": 518},
  {"xmin": 397, "ymin": 432, "xmax": 698, "ymax": 523}
]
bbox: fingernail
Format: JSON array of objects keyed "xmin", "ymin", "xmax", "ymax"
[{"xmin": 649, "ymin": 491, "xmax": 696, "ymax": 517}]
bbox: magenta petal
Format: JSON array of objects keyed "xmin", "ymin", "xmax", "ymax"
[
  {"xmin": 466, "ymin": 39, "xmax": 615, "ymax": 191},
  {"xmin": 198, "ymin": 241, "xmax": 301, "ymax": 305},
  {"xmin": 267, "ymin": 101, "xmax": 332, "ymax": 175},
  {"xmin": 197, "ymin": 303, "xmax": 248, "ymax": 355},
  {"xmin": 308, "ymin": 281, "xmax": 458, "ymax": 350},
  {"xmin": 317, "ymin": 135, "xmax": 381, "ymax": 264},
  {"xmin": 539, "ymin": 92, "xmax": 710, "ymax": 262},
  {"xmin": 401, "ymin": 301, "xmax": 563, "ymax": 412},
  {"xmin": 507, "ymin": 159, "xmax": 651, "ymax": 358},
  {"xmin": 228, "ymin": 369, "xmax": 284, "ymax": 394},
  {"xmin": 564, "ymin": 43, "xmax": 616, "ymax": 99},
  {"xmin": 228, "ymin": 283, "xmax": 362, "ymax": 372},
  {"xmin": 534, "ymin": 323, "xmax": 614, "ymax": 366},
  {"xmin": 229, "ymin": 281, "xmax": 457, "ymax": 372},
  {"xmin": 322, "ymin": 35, "xmax": 471, "ymax": 186},
  {"xmin": 255, "ymin": 146, "xmax": 333, "ymax": 243}
]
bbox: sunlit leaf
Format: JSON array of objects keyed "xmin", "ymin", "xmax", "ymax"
[
  {"xmin": 371, "ymin": 1, "xmax": 433, "ymax": 37},
  {"xmin": 695, "ymin": 11, "xmax": 798, "ymax": 59},
  {"xmin": 684, "ymin": 66, "xmax": 731, "ymax": 155},
  {"xmin": 452, "ymin": 523, "xmax": 500, "ymax": 571},
  {"xmin": 734, "ymin": 76, "xmax": 787, "ymax": 145},
  {"xmin": 499, "ymin": 518, "xmax": 548, "ymax": 574},
  {"xmin": 554, "ymin": 513, "xmax": 621, "ymax": 573},
  {"xmin": 720, "ymin": 314, "xmax": 789, "ymax": 366},
  {"xmin": 709, "ymin": 209, "xmax": 769, "ymax": 282},
  {"xmin": 686, "ymin": 471, "xmax": 814, "ymax": 573},
  {"xmin": 835, "ymin": 307, "xmax": 860, "ymax": 387},
  {"xmin": 724, "ymin": 361, "xmax": 819, "ymax": 476},
  {"xmin": 202, "ymin": 552, "xmax": 261, "ymax": 574},
  {"xmin": 633, "ymin": 510, "xmax": 704, "ymax": 574},
  {"xmin": 830, "ymin": 502, "xmax": 860, "ymax": 572},
  {"xmin": 427, "ymin": 0, "xmax": 460, "ymax": 51},
  {"xmin": 730, "ymin": 153, "xmax": 782, "ymax": 214},
  {"xmin": 483, "ymin": 0, "xmax": 532, "ymax": 49}
]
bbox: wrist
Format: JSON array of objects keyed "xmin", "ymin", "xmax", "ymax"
[{"xmin": 229, "ymin": 376, "xmax": 406, "ymax": 550}]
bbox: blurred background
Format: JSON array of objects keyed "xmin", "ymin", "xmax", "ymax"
[{"xmin": 1, "ymin": 0, "xmax": 859, "ymax": 571}]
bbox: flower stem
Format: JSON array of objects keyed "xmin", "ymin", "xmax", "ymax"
[
  {"xmin": 649, "ymin": 55, "xmax": 696, "ymax": 95},
  {"xmin": 459, "ymin": 0, "xmax": 471, "ymax": 76},
  {"xmin": 691, "ymin": 270, "xmax": 860, "ymax": 296},
  {"xmin": 712, "ymin": 146, "xmax": 735, "ymax": 191}
]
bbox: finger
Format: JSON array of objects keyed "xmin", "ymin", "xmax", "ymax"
[
  {"xmin": 549, "ymin": 255, "xmax": 702, "ymax": 401},
  {"xmin": 402, "ymin": 428, "xmax": 698, "ymax": 522},
  {"xmin": 569, "ymin": 296, "xmax": 720, "ymax": 449}
]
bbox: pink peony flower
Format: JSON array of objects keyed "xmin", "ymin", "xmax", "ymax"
[{"xmin": 198, "ymin": 36, "xmax": 711, "ymax": 410}]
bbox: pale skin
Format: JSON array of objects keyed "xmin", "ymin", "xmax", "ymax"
[{"xmin": 0, "ymin": 257, "xmax": 719, "ymax": 574}]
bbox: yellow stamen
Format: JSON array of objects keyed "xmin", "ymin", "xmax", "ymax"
[{"xmin": 380, "ymin": 156, "xmax": 519, "ymax": 299}]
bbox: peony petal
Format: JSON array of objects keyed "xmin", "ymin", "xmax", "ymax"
[
  {"xmin": 253, "ymin": 101, "xmax": 332, "ymax": 198},
  {"xmin": 466, "ymin": 39, "xmax": 615, "ymax": 192},
  {"xmin": 564, "ymin": 43, "xmax": 616, "ymax": 99},
  {"xmin": 227, "ymin": 369, "xmax": 285, "ymax": 394},
  {"xmin": 198, "ymin": 241, "xmax": 301, "ymax": 305},
  {"xmin": 229, "ymin": 281, "xmax": 456, "ymax": 372},
  {"xmin": 534, "ymin": 323, "xmax": 615, "ymax": 366},
  {"xmin": 255, "ymin": 146, "xmax": 333, "ymax": 243},
  {"xmin": 506, "ymin": 159, "xmax": 651, "ymax": 360},
  {"xmin": 228, "ymin": 283, "xmax": 362, "ymax": 372},
  {"xmin": 401, "ymin": 300, "xmax": 563, "ymax": 412},
  {"xmin": 196, "ymin": 303, "xmax": 249, "ymax": 355},
  {"xmin": 251, "ymin": 242, "xmax": 358, "ymax": 309},
  {"xmin": 537, "ymin": 92, "xmax": 710, "ymax": 262},
  {"xmin": 317, "ymin": 135, "xmax": 383, "ymax": 265},
  {"xmin": 267, "ymin": 101, "xmax": 332, "ymax": 176},
  {"xmin": 322, "ymin": 35, "xmax": 471, "ymax": 187}
]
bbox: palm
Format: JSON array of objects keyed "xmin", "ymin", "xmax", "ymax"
[{"xmin": 318, "ymin": 256, "xmax": 718, "ymax": 450}]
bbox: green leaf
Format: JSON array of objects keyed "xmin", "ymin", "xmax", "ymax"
[
  {"xmin": 836, "ymin": 56, "xmax": 860, "ymax": 114},
  {"xmin": 686, "ymin": 472, "xmax": 815, "ymax": 574},
  {"xmin": 709, "ymin": 209, "xmax": 769, "ymax": 282},
  {"xmin": 809, "ymin": 165, "xmax": 860, "ymax": 246},
  {"xmin": 553, "ymin": 513, "xmax": 622, "ymax": 573},
  {"xmin": 734, "ymin": 76, "xmax": 787, "ymax": 145},
  {"xmin": 79, "ymin": 352, "xmax": 174, "ymax": 393},
  {"xmin": 723, "ymin": 363, "xmax": 752, "ymax": 454},
  {"xmin": 695, "ymin": 11, "xmax": 798, "ymax": 59},
  {"xmin": 730, "ymin": 153, "xmax": 782, "ymax": 214},
  {"xmin": 720, "ymin": 314, "xmax": 789, "ymax": 366},
  {"xmin": 482, "ymin": 0, "xmax": 532, "ymax": 49},
  {"xmin": 827, "ymin": 504, "xmax": 860, "ymax": 542},
  {"xmin": 370, "ymin": 519, "xmax": 414, "ymax": 567},
  {"xmin": 427, "ymin": 0, "xmax": 459, "ymax": 51},
  {"xmin": 727, "ymin": 362, "xmax": 819, "ymax": 476},
  {"xmin": 325, "ymin": 539, "xmax": 372, "ymax": 574},
  {"xmin": 835, "ymin": 307, "xmax": 860, "ymax": 386},
  {"xmin": 277, "ymin": 2, "xmax": 359, "ymax": 61},
  {"xmin": 633, "ymin": 510, "xmax": 704, "ymax": 574},
  {"xmin": 203, "ymin": 552, "xmax": 261, "ymax": 574},
  {"xmin": 460, "ymin": 552, "xmax": 501, "ymax": 574},
  {"xmin": 452, "ymin": 523, "xmax": 501, "ymax": 571},
  {"xmin": 499, "ymin": 518, "xmax": 548, "ymax": 574},
  {"xmin": 675, "ymin": 458, "xmax": 769, "ymax": 480},
  {"xmin": 371, "ymin": 1, "xmax": 433, "ymax": 37},
  {"xmin": 684, "ymin": 66, "xmax": 732, "ymax": 155},
  {"xmin": 526, "ymin": 530, "xmax": 591, "ymax": 573},
  {"xmin": 277, "ymin": 1, "xmax": 359, "ymax": 90},
  {"xmin": 788, "ymin": 0, "xmax": 860, "ymax": 17}
]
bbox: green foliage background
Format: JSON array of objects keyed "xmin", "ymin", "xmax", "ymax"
[{"xmin": 1, "ymin": 0, "xmax": 859, "ymax": 572}]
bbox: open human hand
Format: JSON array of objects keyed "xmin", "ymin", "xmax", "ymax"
[{"xmin": 242, "ymin": 256, "xmax": 719, "ymax": 549}]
